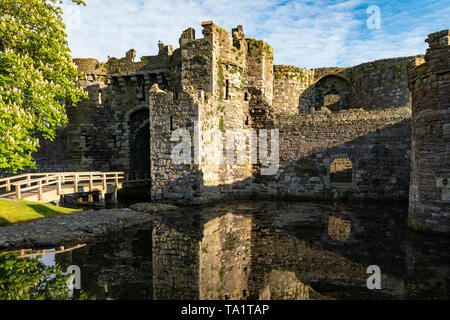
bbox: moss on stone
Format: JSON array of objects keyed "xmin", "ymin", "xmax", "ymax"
[
  {"xmin": 408, "ymin": 219, "xmax": 427, "ymax": 232},
  {"xmin": 189, "ymin": 54, "xmax": 209, "ymax": 65},
  {"xmin": 219, "ymin": 116, "xmax": 225, "ymax": 133},
  {"xmin": 218, "ymin": 267, "xmax": 225, "ymax": 281},
  {"xmin": 417, "ymin": 66, "xmax": 427, "ymax": 79}
]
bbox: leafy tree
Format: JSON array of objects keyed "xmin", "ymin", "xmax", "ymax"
[
  {"xmin": 0, "ymin": 253, "xmax": 94, "ymax": 300},
  {"xmin": 0, "ymin": 0, "xmax": 87, "ymax": 173}
]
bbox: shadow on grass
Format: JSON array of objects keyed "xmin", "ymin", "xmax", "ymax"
[
  {"xmin": 26, "ymin": 204, "xmax": 69, "ymax": 217},
  {"xmin": 0, "ymin": 217, "xmax": 9, "ymax": 227}
]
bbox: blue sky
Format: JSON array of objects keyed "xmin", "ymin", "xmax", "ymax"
[{"xmin": 62, "ymin": 0, "xmax": 450, "ymax": 68}]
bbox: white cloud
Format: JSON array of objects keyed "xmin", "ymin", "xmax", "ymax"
[{"xmin": 62, "ymin": 0, "xmax": 449, "ymax": 69}]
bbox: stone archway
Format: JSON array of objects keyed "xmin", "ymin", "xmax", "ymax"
[
  {"xmin": 128, "ymin": 108, "xmax": 150, "ymax": 172},
  {"xmin": 313, "ymin": 74, "xmax": 350, "ymax": 112}
]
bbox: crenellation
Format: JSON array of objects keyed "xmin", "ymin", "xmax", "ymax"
[{"xmin": 31, "ymin": 22, "xmax": 450, "ymax": 233}]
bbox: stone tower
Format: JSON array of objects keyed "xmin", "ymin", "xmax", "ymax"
[{"xmin": 408, "ymin": 30, "xmax": 450, "ymax": 234}]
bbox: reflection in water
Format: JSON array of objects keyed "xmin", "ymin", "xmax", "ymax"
[
  {"xmin": 0, "ymin": 251, "xmax": 91, "ymax": 300},
  {"xmin": 0, "ymin": 201, "xmax": 449, "ymax": 300},
  {"xmin": 328, "ymin": 214, "xmax": 351, "ymax": 242},
  {"xmin": 199, "ymin": 213, "xmax": 252, "ymax": 300}
]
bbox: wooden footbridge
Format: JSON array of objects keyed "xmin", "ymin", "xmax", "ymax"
[{"xmin": 0, "ymin": 171, "xmax": 150, "ymax": 205}]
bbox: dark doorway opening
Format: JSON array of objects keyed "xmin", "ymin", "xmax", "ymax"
[{"xmin": 129, "ymin": 109, "xmax": 150, "ymax": 172}]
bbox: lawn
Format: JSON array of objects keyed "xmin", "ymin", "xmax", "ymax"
[{"xmin": 0, "ymin": 199, "xmax": 79, "ymax": 227}]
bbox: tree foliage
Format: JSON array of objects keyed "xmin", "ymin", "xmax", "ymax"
[
  {"xmin": 0, "ymin": 253, "xmax": 93, "ymax": 300},
  {"xmin": 0, "ymin": 0, "xmax": 87, "ymax": 173}
]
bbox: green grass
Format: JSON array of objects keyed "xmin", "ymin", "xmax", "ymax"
[{"xmin": 0, "ymin": 199, "xmax": 79, "ymax": 227}]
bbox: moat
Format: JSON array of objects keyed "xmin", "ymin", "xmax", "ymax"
[{"xmin": 1, "ymin": 200, "xmax": 448, "ymax": 300}]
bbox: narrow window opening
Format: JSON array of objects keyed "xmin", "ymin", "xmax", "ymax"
[
  {"xmin": 225, "ymin": 80, "xmax": 230, "ymax": 100},
  {"xmin": 244, "ymin": 91, "xmax": 249, "ymax": 101},
  {"xmin": 170, "ymin": 116, "xmax": 174, "ymax": 131},
  {"xmin": 330, "ymin": 157, "xmax": 353, "ymax": 185}
]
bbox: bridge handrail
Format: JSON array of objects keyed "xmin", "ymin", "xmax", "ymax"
[
  {"xmin": 0, "ymin": 171, "xmax": 105, "ymax": 183},
  {"xmin": 0, "ymin": 171, "xmax": 150, "ymax": 202},
  {"xmin": 0, "ymin": 172, "xmax": 106, "ymax": 191},
  {"xmin": 0, "ymin": 172, "xmax": 124, "ymax": 200},
  {"xmin": 0, "ymin": 173, "xmax": 53, "ymax": 189}
]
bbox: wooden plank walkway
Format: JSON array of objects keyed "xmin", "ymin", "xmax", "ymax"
[{"xmin": 0, "ymin": 171, "xmax": 150, "ymax": 204}]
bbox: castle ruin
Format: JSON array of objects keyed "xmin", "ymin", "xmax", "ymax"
[{"xmin": 33, "ymin": 22, "xmax": 449, "ymax": 234}]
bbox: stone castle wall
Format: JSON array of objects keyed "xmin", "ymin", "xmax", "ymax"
[
  {"xmin": 250, "ymin": 107, "xmax": 412, "ymax": 201},
  {"xmin": 32, "ymin": 22, "xmax": 427, "ymax": 207},
  {"xmin": 273, "ymin": 65, "xmax": 315, "ymax": 114},
  {"xmin": 273, "ymin": 57, "xmax": 413, "ymax": 115},
  {"xmin": 408, "ymin": 30, "xmax": 450, "ymax": 234},
  {"xmin": 149, "ymin": 22, "xmax": 278, "ymax": 204},
  {"xmin": 44, "ymin": 47, "xmax": 176, "ymax": 172}
]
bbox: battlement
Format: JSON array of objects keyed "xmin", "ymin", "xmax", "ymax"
[
  {"xmin": 426, "ymin": 29, "xmax": 450, "ymax": 49},
  {"xmin": 73, "ymin": 58, "xmax": 106, "ymax": 75}
]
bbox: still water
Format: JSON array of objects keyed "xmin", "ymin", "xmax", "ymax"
[{"xmin": 0, "ymin": 200, "xmax": 449, "ymax": 300}]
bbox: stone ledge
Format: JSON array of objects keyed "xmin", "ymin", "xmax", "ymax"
[
  {"xmin": 0, "ymin": 208, "xmax": 157, "ymax": 251},
  {"xmin": 129, "ymin": 202, "xmax": 179, "ymax": 213}
]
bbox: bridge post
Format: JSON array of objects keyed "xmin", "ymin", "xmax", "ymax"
[
  {"xmin": 16, "ymin": 185, "xmax": 21, "ymax": 199},
  {"xmin": 26, "ymin": 175, "xmax": 31, "ymax": 187},
  {"xmin": 74, "ymin": 174, "xmax": 79, "ymax": 193},
  {"xmin": 115, "ymin": 173, "xmax": 119, "ymax": 188},
  {"xmin": 89, "ymin": 174, "xmax": 93, "ymax": 192},
  {"xmin": 38, "ymin": 180, "xmax": 42, "ymax": 200},
  {"xmin": 6, "ymin": 179, "xmax": 11, "ymax": 192},
  {"xmin": 102, "ymin": 173, "xmax": 107, "ymax": 190},
  {"xmin": 57, "ymin": 176, "xmax": 62, "ymax": 195}
]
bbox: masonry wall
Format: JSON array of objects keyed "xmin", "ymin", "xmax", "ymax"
[
  {"xmin": 273, "ymin": 57, "xmax": 414, "ymax": 115},
  {"xmin": 32, "ymin": 126, "xmax": 77, "ymax": 172},
  {"xmin": 408, "ymin": 30, "xmax": 450, "ymax": 234},
  {"xmin": 246, "ymin": 107, "xmax": 412, "ymax": 201},
  {"xmin": 342, "ymin": 57, "xmax": 412, "ymax": 111},
  {"xmin": 149, "ymin": 22, "xmax": 276, "ymax": 204},
  {"xmin": 60, "ymin": 49, "xmax": 173, "ymax": 172},
  {"xmin": 272, "ymin": 65, "xmax": 314, "ymax": 114},
  {"xmin": 30, "ymin": 21, "xmax": 418, "ymax": 207},
  {"xmin": 149, "ymin": 86, "xmax": 204, "ymax": 203}
]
